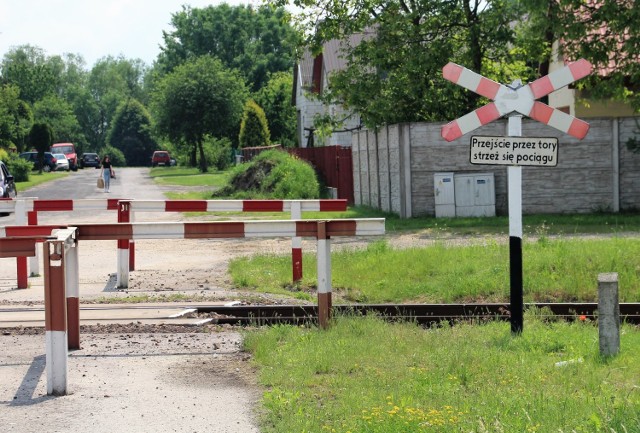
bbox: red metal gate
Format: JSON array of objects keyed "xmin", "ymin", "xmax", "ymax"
[{"xmin": 288, "ymin": 146, "xmax": 354, "ymax": 204}]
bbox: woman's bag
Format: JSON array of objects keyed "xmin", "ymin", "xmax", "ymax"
[
  {"xmin": 97, "ymin": 177, "xmax": 105, "ymax": 189},
  {"xmin": 110, "ymin": 169, "xmax": 116, "ymax": 179}
]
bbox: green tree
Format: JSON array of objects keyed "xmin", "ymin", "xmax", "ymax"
[
  {"xmin": 158, "ymin": 4, "xmax": 298, "ymax": 91},
  {"xmin": 0, "ymin": 84, "xmax": 33, "ymax": 152},
  {"xmin": 87, "ymin": 56, "xmax": 148, "ymax": 150},
  {"xmin": 33, "ymin": 95, "xmax": 85, "ymax": 150},
  {"xmin": 254, "ymin": 72, "xmax": 296, "ymax": 147},
  {"xmin": 107, "ymin": 99, "xmax": 157, "ymax": 166},
  {"xmin": 239, "ymin": 100, "xmax": 271, "ymax": 148},
  {"xmin": 515, "ymin": 0, "xmax": 640, "ymax": 112},
  {"xmin": 27, "ymin": 123, "xmax": 53, "ymax": 174},
  {"xmin": 99, "ymin": 144, "xmax": 126, "ymax": 166},
  {"xmin": 151, "ymin": 56, "xmax": 248, "ymax": 172},
  {"xmin": 273, "ymin": 0, "xmax": 518, "ymax": 127},
  {"xmin": 0, "ymin": 45, "xmax": 59, "ymax": 104}
]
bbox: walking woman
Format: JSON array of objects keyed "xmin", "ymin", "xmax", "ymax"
[{"xmin": 100, "ymin": 155, "xmax": 114, "ymax": 193}]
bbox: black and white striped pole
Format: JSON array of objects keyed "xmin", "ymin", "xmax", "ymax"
[
  {"xmin": 441, "ymin": 60, "xmax": 592, "ymax": 334},
  {"xmin": 507, "ymin": 114, "xmax": 524, "ymax": 333}
]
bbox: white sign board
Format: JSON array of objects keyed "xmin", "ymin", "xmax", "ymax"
[{"xmin": 470, "ymin": 136, "xmax": 559, "ymax": 167}]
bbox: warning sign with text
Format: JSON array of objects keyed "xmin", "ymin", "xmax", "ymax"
[{"xmin": 469, "ymin": 136, "xmax": 559, "ymax": 167}]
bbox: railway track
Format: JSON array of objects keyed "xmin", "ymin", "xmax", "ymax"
[
  {"xmin": 2, "ymin": 303, "xmax": 639, "ymax": 329},
  {"xmin": 196, "ymin": 303, "xmax": 640, "ymax": 326}
]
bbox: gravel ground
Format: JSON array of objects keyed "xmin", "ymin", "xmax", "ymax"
[{"xmin": 0, "ymin": 330, "xmax": 260, "ymax": 433}]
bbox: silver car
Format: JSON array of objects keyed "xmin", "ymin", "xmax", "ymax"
[{"xmin": 52, "ymin": 153, "xmax": 70, "ymax": 171}]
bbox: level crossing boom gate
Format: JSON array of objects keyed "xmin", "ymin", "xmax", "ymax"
[{"xmin": 1, "ymin": 198, "xmax": 348, "ymax": 288}]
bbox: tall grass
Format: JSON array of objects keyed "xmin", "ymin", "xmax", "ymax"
[
  {"xmin": 244, "ymin": 314, "xmax": 640, "ymax": 433},
  {"xmin": 230, "ymin": 237, "xmax": 640, "ymax": 303}
]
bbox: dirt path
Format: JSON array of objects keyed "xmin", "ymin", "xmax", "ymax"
[
  {"xmin": 0, "ymin": 168, "xmax": 266, "ymax": 432},
  {"xmin": 1, "ymin": 331, "xmax": 260, "ymax": 433}
]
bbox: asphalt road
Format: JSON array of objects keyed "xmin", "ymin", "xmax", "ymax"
[{"xmin": 1, "ymin": 166, "xmax": 167, "ymax": 225}]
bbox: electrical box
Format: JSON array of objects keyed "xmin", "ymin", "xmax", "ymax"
[
  {"xmin": 434, "ymin": 172, "xmax": 456, "ymax": 218},
  {"xmin": 454, "ymin": 173, "xmax": 496, "ymax": 217}
]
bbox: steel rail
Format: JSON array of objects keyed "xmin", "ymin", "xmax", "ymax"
[
  {"xmin": 195, "ymin": 303, "xmax": 640, "ymax": 326},
  {"xmin": 2, "ymin": 303, "xmax": 639, "ymax": 328}
]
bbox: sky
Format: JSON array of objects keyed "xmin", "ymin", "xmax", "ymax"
[{"xmin": 0, "ymin": 0, "xmax": 262, "ymax": 68}]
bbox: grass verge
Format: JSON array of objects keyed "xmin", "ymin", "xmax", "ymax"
[
  {"xmin": 244, "ymin": 313, "xmax": 640, "ymax": 433},
  {"xmin": 149, "ymin": 166, "xmax": 229, "ymax": 188},
  {"xmin": 230, "ymin": 237, "xmax": 640, "ymax": 303},
  {"xmin": 16, "ymin": 171, "xmax": 69, "ymax": 191}
]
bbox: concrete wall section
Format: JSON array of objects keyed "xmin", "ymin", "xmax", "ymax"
[
  {"xmin": 377, "ymin": 126, "xmax": 392, "ymax": 213},
  {"xmin": 619, "ymin": 117, "xmax": 640, "ymax": 211},
  {"xmin": 352, "ymin": 116, "xmax": 640, "ymax": 217},
  {"xmin": 521, "ymin": 118, "xmax": 614, "ymax": 214}
]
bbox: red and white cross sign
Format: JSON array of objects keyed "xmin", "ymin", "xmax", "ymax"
[{"xmin": 441, "ymin": 59, "xmax": 592, "ymax": 142}]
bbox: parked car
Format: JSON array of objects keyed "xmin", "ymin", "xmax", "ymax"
[
  {"xmin": 0, "ymin": 160, "xmax": 17, "ymax": 216},
  {"xmin": 50, "ymin": 142, "xmax": 78, "ymax": 171},
  {"xmin": 1, "ymin": 160, "xmax": 17, "ymax": 199},
  {"xmin": 151, "ymin": 151, "xmax": 171, "ymax": 167},
  {"xmin": 52, "ymin": 153, "xmax": 70, "ymax": 171},
  {"xmin": 19, "ymin": 151, "xmax": 58, "ymax": 172},
  {"xmin": 80, "ymin": 153, "xmax": 101, "ymax": 168}
]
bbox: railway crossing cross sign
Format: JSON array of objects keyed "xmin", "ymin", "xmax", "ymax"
[
  {"xmin": 440, "ymin": 60, "xmax": 592, "ymax": 334},
  {"xmin": 441, "ymin": 59, "xmax": 592, "ymax": 142}
]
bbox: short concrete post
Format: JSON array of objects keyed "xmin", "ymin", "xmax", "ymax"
[
  {"xmin": 44, "ymin": 240, "xmax": 68, "ymax": 396},
  {"xmin": 598, "ymin": 273, "xmax": 620, "ymax": 356},
  {"xmin": 316, "ymin": 221, "xmax": 332, "ymax": 329}
]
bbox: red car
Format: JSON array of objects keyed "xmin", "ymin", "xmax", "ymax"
[
  {"xmin": 50, "ymin": 142, "xmax": 78, "ymax": 171},
  {"xmin": 151, "ymin": 151, "xmax": 171, "ymax": 167}
]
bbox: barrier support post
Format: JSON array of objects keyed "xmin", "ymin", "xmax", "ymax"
[
  {"xmin": 316, "ymin": 221, "xmax": 332, "ymax": 329},
  {"xmin": 117, "ymin": 201, "xmax": 130, "ymax": 288},
  {"xmin": 291, "ymin": 201, "xmax": 303, "ymax": 282},
  {"xmin": 15, "ymin": 200, "xmax": 28, "ymax": 289},
  {"xmin": 44, "ymin": 240, "xmax": 68, "ymax": 396},
  {"xmin": 127, "ymin": 202, "xmax": 135, "ymax": 271},
  {"xmin": 66, "ymin": 241, "xmax": 80, "ymax": 350},
  {"xmin": 28, "ymin": 210, "xmax": 41, "ymax": 278}
]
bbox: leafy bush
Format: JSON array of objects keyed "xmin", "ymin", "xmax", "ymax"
[
  {"xmin": 238, "ymin": 100, "xmax": 270, "ymax": 148},
  {"xmin": 213, "ymin": 149, "xmax": 319, "ymax": 199},
  {"xmin": 4, "ymin": 153, "xmax": 31, "ymax": 182},
  {"xmin": 98, "ymin": 145, "xmax": 126, "ymax": 166},
  {"xmin": 203, "ymin": 136, "xmax": 233, "ymax": 171}
]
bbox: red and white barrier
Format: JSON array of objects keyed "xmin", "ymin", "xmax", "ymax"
[
  {"xmin": 123, "ymin": 199, "xmax": 347, "ymax": 282},
  {"xmin": 3, "ymin": 198, "xmax": 347, "ymax": 288},
  {"xmin": 1, "ymin": 199, "xmax": 123, "ymax": 287},
  {"xmin": 127, "ymin": 199, "xmax": 347, "ymax": 213}
]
